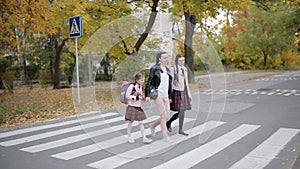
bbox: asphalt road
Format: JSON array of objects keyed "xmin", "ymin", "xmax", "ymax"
[{"xmin": 0, "ymin": 71, "xmax": 299, "ymax": 169}]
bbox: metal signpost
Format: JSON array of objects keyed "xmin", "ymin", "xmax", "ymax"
[{"xmin": 69, "ymin": 16, "xmax": 83, "ymax": 104}]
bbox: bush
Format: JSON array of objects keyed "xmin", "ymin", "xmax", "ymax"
[
  {"xmin": 0, "ymin": 105, "xmax": 8, "ymax": 124},
  {"xmin": 1, "ymin": 71, "xmax": 16, "ymax": 93},
  {"xmin": 38, "ymin": 70, "xmax": 52, "ymax": 88},
  {"xmin": 0, "ymin": 57, "xmax": 11, "ymax": 89}
]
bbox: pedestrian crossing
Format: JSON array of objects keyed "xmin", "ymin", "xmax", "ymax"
[
  {"xmin": 152, "ymin": 124, "xmax": 260, "ymax": 169},
  {"xmin": 50, "ymin": 117, "xmax": 195, "ymax": 160},
  {"xmin": 256, "ymin": 77, "xmax": 300, "ymax": 81},
  {"xmin": 199, "ymin": 89, "xmax": 300, "ymax": 96},
  {"xmin": 0, "ymin": 111, "xmax": 299, "ymax": 169},
  {"xmin": 229, "ymin": 128, "xmax": 300, "ymax": 169}
]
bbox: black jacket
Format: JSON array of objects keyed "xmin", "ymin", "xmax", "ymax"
[{"xmin": 145, "ymin": 64, "xmax": 172, "ymax": 99}]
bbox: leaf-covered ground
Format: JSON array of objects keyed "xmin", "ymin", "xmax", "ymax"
[
  {"xmin": 0, "ymin": 83, "xmax": 116, "ymax": 129},
  {"xmin": 0, "ymin": 82, "xmax": 204, "ymax": 129}
]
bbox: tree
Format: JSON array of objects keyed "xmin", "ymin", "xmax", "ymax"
[
  {"xmin": 94, "ymin": 0, "xmax": 170, "ymax": 81},
  {"xmin": 114, "ymin": 0, "xmax": 170, "ymax": 55},
  {"xmin": 224, "ymin": 1, "xmax": 299, "ymax": 69},
  {"xmin": 170, "ymin": 0, "xmax": 251, "ymax": 81},
  {"xmin": 0, "ymin": 0, "xmax": 52, "ymax": 84},
  {"xmin": 47, "ymin": 0, "xmax": 132, "ymax": 89}
]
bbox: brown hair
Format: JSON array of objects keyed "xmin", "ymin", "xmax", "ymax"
[
  {"xmin": 134, "ymin": 72, "xmax": 144, "ymax": 82},
  {"xmin": 174, "ymin": 54, "xmax": 185, "ymax": 84},
  {"xmin": 156, "ymin": 51, "xmax": 167, "ymax": 65}
]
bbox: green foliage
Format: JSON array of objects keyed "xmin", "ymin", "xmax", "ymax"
[
  {"xmin": 0, "ymin": 105, "xmax": 9, "ymax": 124},
  {"xmin": 114, "ymin": 51, "xmax": 154, "ymax": 83},
  {"xmin": 38, "ymin": 70, "xmax": 52, "ymax": 88},
  {"xmin": 194, "ymin": 55, "xmax": 205, "ymax": 71},
  {"xmin": 232, "ymin": 53, "xmax": 252, "ymax": 70},
  {"xmin": 221, "ymin": 1, "xmax": 300, "ymax": 70},
  {"xmin": 0, "ymin": 57, "xmax": 10, "ymax": 74}
]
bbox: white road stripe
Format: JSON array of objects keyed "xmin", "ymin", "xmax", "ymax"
[
  {"xmin": 0, "ymin": 112, "xmax": 117, "ymax": 139},
  {"xmin": 87, "ymin": 121, "xmax": 226, "ymax": 169},
  {"xmin": 0, "ymin": 115, "xmax": 124, "ymax": 147},
  {"xmin": 229, "ymin": 128, "xmax": 299, "ymax": 169},
  {"xmin": 251, "ymin": 91, "xmax": 258, "ymax": 95},
  {"xmin": 291, "ymin": 90, "xmax": 297, "ymax": 94},
  {"xmin": 20, "ymin": 116, "xmax": 158, "ymax": 153},
  {"xmin": 260, "ymin": 91, "xmax": 267, "ymax": 95},
  {"xmin": 152, "ymin": 124, "xmax": 260, "ymax": 169},
  {"xmin": 51, "ymin": 118, "xmax": 195, "ymax": 160}
]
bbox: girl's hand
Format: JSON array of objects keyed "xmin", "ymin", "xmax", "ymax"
[{"xmin": 145, "ymin": 97, "xmax": 150, "ymax": 102}]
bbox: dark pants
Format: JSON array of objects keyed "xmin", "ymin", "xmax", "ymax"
[{"xmin": 166, "ymin": 110, "xmax": 185, "ymax": 132}]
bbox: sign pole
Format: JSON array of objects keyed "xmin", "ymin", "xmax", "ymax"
[
  {"xmin": 69, "ymin": 16, "xmax": 83, "ymax": 105},
  {"xmin": 75, "ymin": 37, "xmax": 80, "ymax": 104}
]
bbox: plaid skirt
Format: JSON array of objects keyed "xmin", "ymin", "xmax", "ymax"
[
  {"xmin": 170, "ymin": 89, "xmax": 191, "ymax": 111},
  {"xmin": 125, "ymin": 105, "xmax": 147, "ymax": 121}
]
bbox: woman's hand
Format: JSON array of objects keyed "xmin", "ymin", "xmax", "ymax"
[{"xmin": 145, "ymin": 97, "xmax": 150, "ymax": 102}]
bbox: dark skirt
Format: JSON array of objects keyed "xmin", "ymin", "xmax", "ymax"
[
  {"xmin": 125, "ymin": 105, "xmax": 147, "ymax": 121},
  {"xmin": 170, "ymin": 89, "xmax": 191, "ymax": 111}
]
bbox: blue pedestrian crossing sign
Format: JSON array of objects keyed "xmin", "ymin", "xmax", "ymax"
[{"xmin": 69, "ymin": 16, "xmax": 83, "ymax": 38}]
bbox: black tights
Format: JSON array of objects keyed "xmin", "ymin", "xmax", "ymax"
[{"xmin": 166, "ymin": 110, "xmax": 185, "ymax": 132}]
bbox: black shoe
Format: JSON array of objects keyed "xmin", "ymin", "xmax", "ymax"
[
  {"xmin": 179, "ymin": 131, "xmax": 189, "ymax": 136},
  {"xmin": 166, "ymin": 121, "xmax": 172, "ymax": 132}
]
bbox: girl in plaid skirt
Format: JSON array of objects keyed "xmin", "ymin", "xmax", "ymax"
[
  {"xmin": 145, "ymin": 52, "xmax": 173, "ymax": 142},
  {"xmin": 167, "ymin": 54, "xmax": 192, "ymax": 136},
  {"xmin": 125, "ymin": 73, "xmax": 152, "ymax": 144}
]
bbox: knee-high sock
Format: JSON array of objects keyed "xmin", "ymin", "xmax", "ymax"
[{"xmin": 178, "ymin": 111, "xmax": 185, "ymax": 132}]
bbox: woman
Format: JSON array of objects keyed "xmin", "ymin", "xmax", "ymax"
[
  {"xmin": 167, "ymin": 54, "xmax": 191, "ymax": 136},
  {"xmin": 145, "ymin": 52, "xmax": 173, "ymax": 142}
]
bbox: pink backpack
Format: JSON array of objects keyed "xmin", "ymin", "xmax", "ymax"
[{"xmin": 120, "ymin": 81, "xmax": 135, "ymax": 104}]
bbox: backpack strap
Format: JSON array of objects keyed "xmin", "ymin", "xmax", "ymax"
[{"xmin": 129, "ymin": 83, "xmax": 136, "ymax": 94}]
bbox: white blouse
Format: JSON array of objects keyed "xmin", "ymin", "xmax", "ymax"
[{"xmin": 157, "ymin": 66, "xmax": 169, "ymax": 98}]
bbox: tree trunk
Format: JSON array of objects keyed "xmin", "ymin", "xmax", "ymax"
[
  {"xmin": 184, "ymin": 11, "xmax": 196, "ymax": 82},
  {"xmin": 53, "ymin": 38, "xmax": 68, "ymax": 89},
  {"xmin": 134, "ymin": 0, "xmax": 159, "ymax": 52},
  {"xmin": 20, "ymin": 55, "xmax": 29, "ymax": 85},
  {"xmin": 264, "ymin": 54, "xmax": 267, "ymax": 67},
  {"xmin": 48, "ymin": 35, "xmax": 55, "ymax": 84}
]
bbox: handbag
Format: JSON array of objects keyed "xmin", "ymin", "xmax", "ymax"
[{"xmin": 149, "ymin": 88, "xmax": 158, "ymax": 99}]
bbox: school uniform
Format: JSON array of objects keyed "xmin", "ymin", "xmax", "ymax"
[
  {"xmin": 170, "ymin": 66, "xmax": 191, "ymax": 111},
  {"xmin": 125, "ymin": 83, "xmax": 146, "ymax": 121},
  {"xmin": 167, "ymin": 65, "xmax": 191, "ymax": 136}
]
